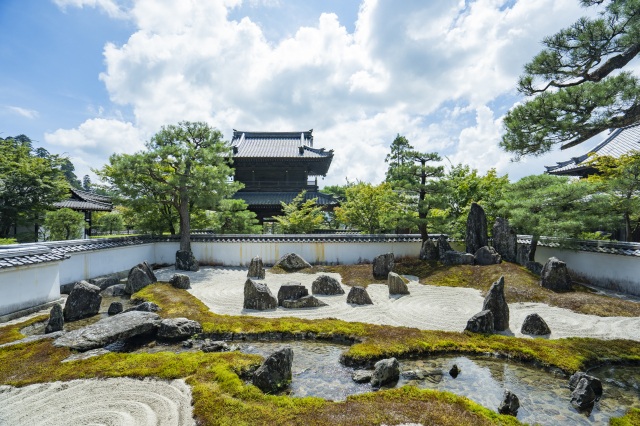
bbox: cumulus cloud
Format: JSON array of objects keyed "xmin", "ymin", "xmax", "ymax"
[
  {"xmin": 53, "ymin": 0, "xmax": 129, "ymax": 19},
  {"xmin": 50, "ymin": 0, "xmax": 592, "ymax": 184}
]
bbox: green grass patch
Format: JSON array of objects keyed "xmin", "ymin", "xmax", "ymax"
[
  {"xmin": 0, "ymin": 314, "xmax": 48, "ymax": 345},
  {"xmin": 610, "ymin": 408, "xmax": 640, "ymax": 425}
]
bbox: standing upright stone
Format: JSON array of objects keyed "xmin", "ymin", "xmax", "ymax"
[
  {"xmin": 372, "ymin": 253, "xmax": 394, "ymax": 279},
  {"xmin": 252, "ymin": 348, "xmax": 294, "ymax": 394},
  {"xmin": 347, "ymin": 286, "xmax": 373, "ymax": 305},
  {"xmin": 248, "ymin": 256, "xmax": 265, "ymax": 279},
  {"xmin": 540, "ymin": 257, "xmax": 572, "ymax": 292},
  {"xmin": 176, "ymin": 250, "xmax": 199, "ymax": 272},
  {"xmin": 63, "ymin": 281, "xmax": 102, "ymax": 321},
  {"xmin": 465, "ymin": 203, "xmax": 488, "ymax": 254},
  {"xmin": 419, "ymin": 239, "xmax": 439, "ymax": 261},
  {"xmin": 387, "ymin": 272, "xmax": 410, "ymax": 295},
  {"xmin": 492, "ymin": 218, "xmax": 517, "ymax": 262},
  {"xmin": 482, "ymin": 276, "xmax": 509, "ymax": 331},
  {"xmin": 437, "ymin": 235, "xmax": 452, "ymax": 261},
  {"xmin": 45, "ymin": 303, "xmax": 64, "ymax": 333}
]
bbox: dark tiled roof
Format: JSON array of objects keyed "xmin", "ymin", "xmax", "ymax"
[
  {"xmin": 53, "ymin": 200, "xmax": 112, "ymax": 211},
  {"xmin": 233, "ymin": 191, "xmax": 338, "ymax": 207},
  {"xmin": 545, "ymin": 122, "xmax": 640, "ymax": 175},
  {"xmin": 54, "ymin": 188, "xmax": 113, "ymax": 212},
  {"xmin": 231, "ymin": 130, "xmax": 333, "ymax": 160},
  {"xmin": 517, "ymin": 235, "xmax": 640, "ymax": 257},
  {"xmin": 182, "ymin": 233, "xmax": 426, "ymax": 243},
  {"xmin": 0, "ymin": 245, "xmax": 69, "ymax": 269}
]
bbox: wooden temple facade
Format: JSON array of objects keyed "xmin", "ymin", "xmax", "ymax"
[{"xmin": 230, "ymin": 130, "xmax": 337, "ymax": 223}]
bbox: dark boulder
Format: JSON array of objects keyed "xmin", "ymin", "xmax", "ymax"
[
  {"xmin": 571, "ymin": 378, "xmax": 597, "ymax": 412},
  {"xmin": 107, "ymin": 302, "xmax": 123, "ymax": 316},
  {"xmin": 465, "ymin": 202, "xmax": 488, "ymax": 254},
  {"xmin": 89, "ymin": 275, "xmax": 120, "ymax": 291},
  {"xmin": 569, "ymin": 372, "xmax": 603, "ymax": 398},
  {"xmin": 63, "ymin": 281, "xmax": 102, "ymax": 322},
  {"xmin": 387, "ymin": 272, "xmax": 409, "ymax": 295},
  {"xmin": 526, "ymin": 261, "xmax": 544, "ymax": 276},
  {"xmin": 492, "ymin": 217, "xmax": 517, "ymax": 263},
  {"xmin": 498, "ymin": 390, "xmax": 520, "ymax": 416},
  {"xmin": 449, "ymin": 364, "xmax": 460, "ymax": 378},
  {"xmin": 372, "ymin": 253, "xmax": 394, "ymax": 279},
  {"xmin": 101, "ymin": 284, "xmax": 126, "ymax": 297},
  {"xmin": 520, "ymin": 313, "xmax": 551, "ymax": 335},
  {"xmin": 311, "ymin": 275, "xmax": 344, "ymax": 295},
  {"xmin": 474, "ymin": 246, "xmax": 501, "ymax": 265},
  {"xmin": 125, "ymin": 261, "xmax": 157, "ymax": 295},
  {"xmin": 243, "ymin": 279, "xmax": 277, "ymax": 310},
  {"xmin": 274, "ymin": 253, "xmax": 311, "ymax": 272},
  {"xmin": 282, "ymin": 295, "xmax": 327, "ymax": 309},
  {"xmin": 371, "ymin": 357, "xmax": 400, "ymax": 388},
  {"xmin": 437, "ymin": 235, "xmax": 453, "ymax": 261},
  {"xmin": 347, "ymin": 286, "xmax": 373, "ymax": 305},
  {"xmin": 516, "ymin": 244, "xmax": 530, "ymax": 266},
  {"xmin": 158, "ymin": 317, "xmax": 202, "ymax": 340},
  {"xmin": 278, "ymin": 283, "xmax": 309, "ymax": 305},
  {"xmin": 352, "ymin": 370, "xmax": 373, "ymax": 383},
  {"xmin": 252, "ymin": 348, "xmax": 294, "ymax": 394},
  {"xmin": 124, "ymin": 302, "xmax": 160, "ymax": 313},
  {"xmin": 442, "ymin": 250, "xmax": 475, "ymax": 266},
  {"xmin": 482, "ymin": 276, "xmax": 509, "ymax": 331},
  {"xmin": 465, "ymin": 310, "xmax": 494, "ymax": 334},
  {"xmin": 419, "ymin": 239, "xmax": 439, "ymax": 261},
  {"xmin": 247, "ymin": 256, "xmax": 266, "ymax": 279},
  {"xmin": 169, "ymin": 273, "xmax": 191, "ymax": 290},
  {"xmin": 176, "ymin": 250, "xmax": 199, "ymax": 272},
  {"xmin": 45, "ymin": 303, "xmax": 64, "ymax": 334},
  {"xmin": 540, "ymin": 257, "xmax": 572, "ymax": 292}
]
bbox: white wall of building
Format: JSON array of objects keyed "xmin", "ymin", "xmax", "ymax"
[{"xmin": 0, "ymin": 262, "xmax": 60, "ymax": 317}]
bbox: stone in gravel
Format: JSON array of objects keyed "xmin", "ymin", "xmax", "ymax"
[
  {"xmin": 474, "ymin": 246, "xmax": 502, "ymax": 266},
  {"xmin": 125, "ymin": 261, "xmax": 157, "ymax": 295},
  {"xmin": 352, "ymin": 370, "xmax": 373, "ymax": 383},
  {"xmin": 371, "ymin": 357, "xmax": 399, "ymax": 388},
  {"xmin": 465, "ymin": 202, "xmax": 488, "ymax": 254},
  {"xmin": 282, "ymin": 295, "xmax": 327, "ymax": 309},
  {"xmin": 540, "ymin": 257, "xmax": 572, "ymax": 292},
  {"xmin": 277, "ymin": 283, "xmax": 309, "ymax": 306},
  {"xmin": 481, "ymin": 276, "xmax": 509, "ymax": 331},
  {"xmin": 243, "ymin": 279, "xmax": 277, "ymax": 310},
  {"xmin": 176, "ymin": 250, "xmax": 199, "ymax": 272},
  {"xmin": 520, "ymin": 313, "xmax": 551, "ymax": 335},
  {"xmin": 498, "ymin": 390, "xmax": 520, "ymax": 416},
  {"xmin": 492, "ymin": 217, "xmax": 517, "ymax": 263},
  {"xmin": 274, "ymin": 253, "xmax": 311, "ymax": 272},
  {"xmin": 419, "ymin": 239, "xmax": 439, "ymax": 261},
  {"xmin": 311, "ymin": 275, "xmax": 344, "ymax": 295},
  {"xmin": 169, "ymin": 273, "xmax": 191, "ymax": 290},
  {"xmin": 441, "ymin": 250, "xmax": 475, "ymax": 266},
  {"xmin": 465, "ymin": 310, "xmax": 494, "ymax": 334},
  {"xmin": 347, "ymin": 286, "xmax": 373, "ymax": 305},
  {"xmin": 45, "ymin": 303, "xmax": 64, "ymax": 334},
  {"xmin": 107, "ymin": 302, "xmax": 123, "ymax": 316},
  {"xmin": 89, "ymin": 275, "xmax": 120, "ymax": 291},
  {"xmin": 158, "ymin": 318, "xmax": 202, "ymax": 340},
  {"xmin": 124, "ymin": 302, "xmax": 160, "ymax": 313},
  {"xmin": 101, "ymin": 284, "xmax": 126, "ymax": 297},
  {"xmin": 252, "ymin": 348, "xmax": 294, "ymax": 394},
  {"xmin": 63, "ymin": 281, "xmax": 102, "ymax": 322},
  {"xmin": 372, "ymin": 253, "xmax": 394, "ymax": 279},
  {"xmin": 247, "ymin": 256, "xmax": 265, "ymax": 279},
  {"xmin": 54, "ymin": 311, "xmax": 161, "ymax": 351},
  {"xmin": 449, "ymin": 364, "xmax": 460, "ymax": 378},
  {"xmin": 387, "ymin": 272, "xmax": 409, "ymax": 295}
]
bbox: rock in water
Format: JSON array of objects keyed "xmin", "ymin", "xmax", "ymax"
[
  {"xmin": 465, "ymin": 202, "xmax": 488, "ymax": 254},
  {"xmin": 169, "ymin": 273, "xmax": 191, "ymax": 290},
  {"xmin": 437, "ymin": 235, "xmax": 453, "ymax": 261},
  {"xmin": 387, "ymin": 272, "xmax": 409, "ymax": 295},
  {"xmin": 243, "ymin": 279, "xmax": 277, "ymax": 310},
  {"xmin": 274, "ymin": 253, "xmax": 311, "ymax": 272},
  {"xmin": 465, "ymin": 310, "xmax": 494, "ymax": 334},
  {"xmin": 311, "ymin": 275, "xmax": 345, "ymax": 295},
  {"xmin": 492, "ymin": 217, "xmax": 517, "ymax": 262},
  {"xmin": 474, "ymin": 246, "xmax": 502, "ymax": 265},
  {"xmin": 372, "ymin": 253, "xmax": 394, "ymax": 279},
  {"xmin": 176, "ymin": 250, "xmax": 199, "ymax": 272},
  {"xmin": 107, "ymin": 302, "xmax": 123, "ymax": 316},
  {"xmin": 419, "ymin": 239, "xmax": 439, "ymax": 261},
  {"xmin": 347, "ymin": 286, "xmax": 373, "ymax": 305},
  {"xmin": 352, "ymin": 370, "xmax": 373, "ymax": 383},
  {"xmin": 482, "ymin": 276, "xmax": 509, "ymax": 331},
  {"xmin": 371, "ymin": 357, "xmax": 400, "ymax": 388},
  {"xmin": 63, "ymin": 281, "xmax": 102, "ymax": 322},
  {"xmin": 449, "ymin": 364, "xmax": 460, "ymax": 378},
  {"xmin": 498, "ymin": 390, "xmax": 520, "ymax": 416},
  {"xmin": 540, "ymin": 257, "xmax": 572, "ymax": 291},
  {"xmin": 125, "ymin": 261, "xmax": 157, "ymax": 295},
  {"xmin": 158, "ymin": 318, "xmax": 202, "ymax": 340},
  {"xmin": 45, "ymin": 303, "xmax": 64, "ymax": 334},
  {"xmin": 277, "ymin": 283, "xmax": 309, "ymax": 305},
  {"xmin": 569, "ymin": 372, "xmax": 603, "ymax": 398},
  {"xmin": 252, "ymin": 348, "xmax": 294, "ymax": 393},
  {"xmin": 247, "ymin": 256, "xmax": 265, "ymax": 279},
  {"xmin": 520, "ymin": 313, "xmax": 551, "ymax": 335},
  {"xmin": 571, "ymin": 378, "xmax": 597, "ymax": 412},
  {"xmin": 282, "ymin": 295, "xmax": 327, "ymax": 309},
  {"xmin": 441, "ymin": 250, "xmax": 475, "ymax": 265}
]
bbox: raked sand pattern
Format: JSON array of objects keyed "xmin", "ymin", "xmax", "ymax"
[
  {"xmin": 157, "ymin": 267, "xmax": 640, "ymax": 342},
  {"xmin": 0, "ymin": 378, "xmax": 195, "ymax": 426}
]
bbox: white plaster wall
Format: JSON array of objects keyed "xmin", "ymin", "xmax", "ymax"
[
  {"xmin": 154, "ymin": 242, "xmax": 180, "ymax": 265},
  {"xmin": 535, "ymin": 246, "xmax": 640, "ymax": 296},
  {"xmin": 0, "ymin": 262, "xmax": 60, "ymax": 316}
]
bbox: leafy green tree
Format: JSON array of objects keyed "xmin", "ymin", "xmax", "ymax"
[
  {"xmin": 82, "ymin": 175, "xmax": 92, "ymax": 192},
  {"xmin": 210, "ymin": 199, "xmax": 261, "ymax": 234},
  {"xmin": 502, "ymin": 0, "xmax": 640, "ymax": 157},
  {"xmin": 586, "ymin": 151, "xmax": 640, "ymax": 241},
  {"xmin": 0, "ymin": 136, "xmax": 69, "ymax": 239},
  {"xmin": 96, "ymin": 211, "xmax": 124, "ymax": 235},
  {"xmin": 273, "ymin": 191, "xmax": 324, "ymax": 234},
  {"xmin": 97, "ymin": 122, "xmax": 240, "ymax": 259},
  {"xmin": 320, "ymin": 181, "xmax": 354, "ymax": 229},
  {"xmin": 335, "ymin": 182, "xmax": 401, "ymax": 234},
  {"xmin": 44, "ymin": 208, "xmax": 85, "ymax": 241}
]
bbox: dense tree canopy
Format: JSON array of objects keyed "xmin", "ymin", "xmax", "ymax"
[
  {"xmin": 335, "ymin": 182, "xmax": 401, "ymax": 234},
  {"xmin": 209, "ymin": 199, "xmax": 261, "ymax": 234},
  {"xmin": 273, "ymin": 191, "xmax": 324, "ymax": 234},
  {"xmin": 502, "ymin": 0, "xmax": 640, "ymax": 157},
  {"xmin": 44, "ymin": 208, "xmax": 85, "ymax": 241}
]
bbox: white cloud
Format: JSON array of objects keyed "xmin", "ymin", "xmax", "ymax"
[
  {"xmin": 53, "ymin": 0, "xmax": 129, "ymax": 19},
  {"xmin": 6, "ymin": 106, "xmax": 39, "ymax": 119}
]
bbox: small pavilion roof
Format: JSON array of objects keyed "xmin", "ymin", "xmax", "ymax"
[
  {"xmin": 54, "ymin": 188, "xmax": 113, "ymax": 212},
  {"xmin": 545, "ymin": 122, "xmax": 640, "ymax": 176}
]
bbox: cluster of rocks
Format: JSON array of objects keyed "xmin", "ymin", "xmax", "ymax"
[{"xmin": 420, "ymin": 235, "xmax": 500, "ymax": 267}]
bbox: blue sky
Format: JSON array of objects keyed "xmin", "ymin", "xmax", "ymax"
[{"xmin": 0, "ymin": 0, "xmax": 611, "ymax": 186}]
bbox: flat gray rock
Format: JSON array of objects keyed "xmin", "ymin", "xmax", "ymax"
[
  {"xmin": 282, "ymin": 295, "xmax": 327, "ymax": 309},
  {"xmin": 53, "ymin": 311, "xmax": 161, "ymax": 351}
]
